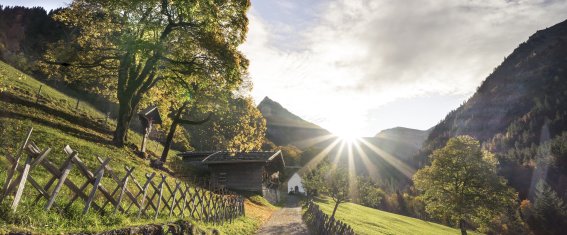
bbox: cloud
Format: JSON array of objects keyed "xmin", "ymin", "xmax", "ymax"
[{"xmin": 241, "ymin": 0, "xmax": 567, "ymax": 135}]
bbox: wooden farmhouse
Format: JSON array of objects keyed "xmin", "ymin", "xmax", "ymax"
[{"xmin": 178, "ymin": 151, "xmax": 285, "ymax": 201}]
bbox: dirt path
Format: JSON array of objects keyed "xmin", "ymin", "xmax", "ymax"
[{"xmin": 255, "ymin": 195, "xmax": 310, "ymax": 235}]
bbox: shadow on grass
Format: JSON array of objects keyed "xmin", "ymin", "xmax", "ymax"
[
  {"xmin": 0, "ymin": 111, "xmax": 113, "ymax": 146},
  {"xmin": 1, "ymin": 93, "xmax": 113, "ymax": 135}
]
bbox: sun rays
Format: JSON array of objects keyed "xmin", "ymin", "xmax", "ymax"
[{"xmin": 297, "ymin": 134, "xmax": 417, "ymax": 192}]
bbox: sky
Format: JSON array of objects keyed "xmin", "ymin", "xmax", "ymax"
[
  {"xmin": 239, "ymin": 0, "xmax": 567, "ymax": 137},
  {"xmin": 5, "ymin": 0, "xmax": 567, "ymax": 137}
]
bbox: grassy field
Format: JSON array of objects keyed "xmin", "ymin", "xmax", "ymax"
[
  {"xmin": 315, "ymin": 198, "xmax": 482, "ymax": 235},
  {"xmin": 0, "ymin": 61, "xmax": 272, "ymax": 234}
]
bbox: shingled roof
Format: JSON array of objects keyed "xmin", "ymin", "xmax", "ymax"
[{"xmin": 201, "ymin": 150, "xmax": 283, "ymax": 164}]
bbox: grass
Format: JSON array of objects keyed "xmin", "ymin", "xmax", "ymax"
[
  {"xmin": 198, "ymin": 197, "xmax": 278, "ymax": 234},
  {"xmin": 0, "ymin": 61, "xmax": 273, "ymax": 234},
  {"xmin": 314, "ymin": 197, "xmax": 483, "ymax": 235}
]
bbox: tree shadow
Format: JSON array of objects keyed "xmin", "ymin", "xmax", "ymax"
[
  {"xmin": 0, "ymin": 111, "xmax": 113, "ymax": 145},
  {"xmin": 1, "ymin": 93, "xmax": 113, "ymax": 135}
]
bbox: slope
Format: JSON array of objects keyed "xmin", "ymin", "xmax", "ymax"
[
  {"xmin": 421, "ymin": 19, "xmax": 567, "ymax": 198},
  {"xmin": 373, "ymin": 127, "xmax": 431, "ymax": 161},
  {"xmin": 315, "ymin": 198, "xmax": 481, "ymax": 235},
  {"xmin": 0, "ymin": 61, "xmax": 271, "ymax": 234}
]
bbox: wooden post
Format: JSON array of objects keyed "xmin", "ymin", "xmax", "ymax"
[
  {"xmin": 169, "ymin": 181, "xmax": 180, "ymax": 217},
  {"xmin": 0, "ymin": 128, "xmax": 33, "ymax": 202},
  {"xmin": 140, "ymin": 121, "xmax": 152, "ymax": 154},
  {"xmin": 80, "ymin": 158, "xmax": 110, "ymax": 214},
  {"xmin": 180, "ymin": 183, "xmax": 189, "ymax": 218},
  {"xmin": 3, "ymin": 153, "xmax": 50, "ymax": 204},
  {"xmin": 137, "ymin": 173, "xmax": 156, "ymax": 218},
  {"xmin": 154, "ymin": 175, "xmax": 166, "ymax": 219},
  {"xmin": 45, "ymin": 152, "xmax": 76, "ymax": 210},
  {"xmin": 114, "ymin": 168, "xmax": 134, "ymax": 214},
  {"xmin": 10, "ymin": 154, "xmax": 33, "ymax": 211},
  {"xmin": 83, "ymin": 166, "xmax": 105, "ymax": 214},
  {"xmin": 75, "ymin": 98, "xmax": 80, "ymax": 109},
  {"xmin": 36, "ymin": 85, "xmax": 43, "ymax": 103},
  {"xmin": 113, "ymin": 167, "xmax": 134, "ymax": 214}
]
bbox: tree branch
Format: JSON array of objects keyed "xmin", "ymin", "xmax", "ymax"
[
  {"xmin": 42, "ymin": 56, "xmax": 119, "ymax": 68},
  {"xmin": 178, "ymin": 112, "xmax": 212, "ymax": 125}
]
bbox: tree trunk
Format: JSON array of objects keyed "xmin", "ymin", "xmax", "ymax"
[
  {"xmin": 160, "ymin": 104, "xmax": 211, "ymax": 163},
  {"xmin": 113, "ymin": 101, "xmax": 132, "ymax": 147},
  {"xmin": 459, "ymin": 219, "xmax": 467, "ymax": 235},
  {"xmin": 331, "ymin": 200, "xmax": 340, "ymax": 219},
  {"xmin": 112, "ymin": 90, "xmax": 142, "ymax": 147},
  {"xmin": 160, "ymin": 120, "xmax": 179, "ymax": 163},
  {"xmin": 160, "ymin": 103, "xmax": 187, "ymax": 163}
]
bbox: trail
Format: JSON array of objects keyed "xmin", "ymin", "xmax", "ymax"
[{"xmin": 255, "ymin": 195, "xmax": 310, "ymax": 235}]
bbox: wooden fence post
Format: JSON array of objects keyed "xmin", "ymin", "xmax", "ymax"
[
  {"xmin": 36, "ymin": 85, "xmax": 42, "ymax": 103},
  {"xmin": 168, "ymin": 181, "xmax": 181, "ymax": 217},
  {"xmin": 154, "ymin": 175, "xmax": 166, "ymax": 219},
  {"xmin": 45, "ymin": 152, "xmax": 76, "ymax": 210},
  {"xmin": 9, "ymin": 142, "xmax": 50, "ymax": 211},
  {"xmin": 113, "ymin": 167, "xmax": 134, "ymax": 214},
  {"xmin": 82, "ymin": 158, "xmax": 110, "ymax": 214},
  {"xmin": 0, "ymin": 128, "xmax": 33, "ymax": 203},
  {"xmin": 10, "ymin": 154, "xmax": 33, "ymax": 211},
  {"xmin": 137, "ymin": 173, "xmax": 156, "ymax": 218},
  {"xmin": 180, "ymin": 182, "xmax": 189, "ymax": 218}
]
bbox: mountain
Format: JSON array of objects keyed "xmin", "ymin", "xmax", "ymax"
[
  {"xmin": 372, "ymin": 127, "xmax": 431, "ymax": 161},
  {"xmin": 258, "ymin": 96, "xmax": 331, "ymax": 148},
  {"xmin": 258, "ymin": 97, "xmax": 433, "ymax": 186},
  {"xmin": 421, "ymin": 19, "xmax": 567, "ymax": 200}
]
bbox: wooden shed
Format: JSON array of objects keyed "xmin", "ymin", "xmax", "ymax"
[{"xmin": 200, "ymin": 151, "xmax": 285, "ymax": 192}]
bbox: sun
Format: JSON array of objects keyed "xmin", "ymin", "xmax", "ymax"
[
  {"xmin": 324, "ymin": 109, "xmax": 366, "ymax": 142},
  {"xmin": 331, "ymin": 127, "xmax": 361, "ymax": 143}
]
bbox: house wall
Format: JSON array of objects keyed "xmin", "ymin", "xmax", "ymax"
[{"xmin": 209, "ymin": 163, "xmax": 265, "ymax": 192}]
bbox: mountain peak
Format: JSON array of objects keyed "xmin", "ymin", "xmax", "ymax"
[
  {"xmin": 260, "ymin": 96, "xmax": 274, "ymax": 104},
  {"xmin": 257, "ymin": 97, "xmax": 330, "ymax": 147}
]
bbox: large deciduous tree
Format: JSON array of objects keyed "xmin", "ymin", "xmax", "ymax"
[
  {"xmin": 42, "ymin": 0, "xmax": 250, "ymax": 146},
  {"xmin": 413, "ymin": 135, "xmax": 517, "ymax": 235},
  {"xmin": 185, "ymin": 96, "xmax": 266, "ymax": 152}
]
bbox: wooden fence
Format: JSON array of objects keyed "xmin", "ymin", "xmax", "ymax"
[
  {"xmin": 304, "ymin": 200, "xmax": 355, "ymax": 235},
  {"xmin": 0, "ymin": 128, "xmax": 245, "ymax": 225}
]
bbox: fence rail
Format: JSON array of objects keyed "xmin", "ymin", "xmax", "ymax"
[
  {"xmin": 0, "ymin": 128, "xmax": 245, "ymax": 225},
  {"xmin": 304, "ymin": 200, "xmax": 355, "ymax": 235}
]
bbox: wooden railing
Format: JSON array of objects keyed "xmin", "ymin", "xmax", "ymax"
[
  {"xmin": 0, "ymin": 128, "xmax": 245, "ymax": 225},
  {"xmin": 304, "ymin": 200, "xmax": 355, "ymax": 235}
]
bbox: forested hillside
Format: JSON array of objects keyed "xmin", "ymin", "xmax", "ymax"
[
  {"xmin": 0, "ymin": 6, "xmax": 65, "ymax": 72},
  {"xmin": 421, "ymin": 19, "xmax": 567, "ymax": 201}
]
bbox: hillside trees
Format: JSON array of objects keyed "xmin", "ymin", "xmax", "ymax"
[
  {"xmin": 413, "ymin": 136, "xmax": 518, "ymax": 235},
  {"xmin": 522, "ymin": 181, "xmax": 567, "ymax": 234},
  {"xmin": 185, "ymin": 96, "xmax": 266, "ymax": 152},
  {"xmin": 0, "ymin": 6, "xmax": 66, "ymax": 72},
  {"xmin": 355, "ymin": 177, "xmax": 385, "ymax": 209},
  {"xmin": 40, "ymin": 0, "xmax": 250, "ymax": 146}
]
